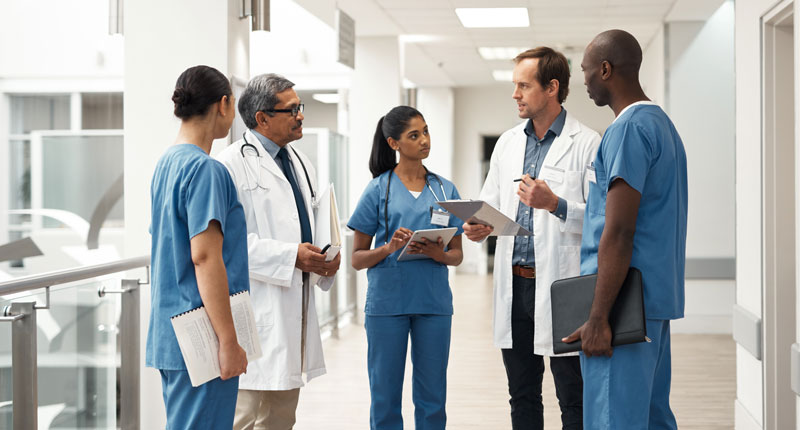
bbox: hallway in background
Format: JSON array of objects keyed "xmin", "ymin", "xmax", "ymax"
[{"xmin": 295, "ymin": 274, "xmax": 735, "ymax": 429}]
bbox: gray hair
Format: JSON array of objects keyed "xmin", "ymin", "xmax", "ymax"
[{"xmin": 238, "ymin": 73, "xmax": 295, "ymax": 129}]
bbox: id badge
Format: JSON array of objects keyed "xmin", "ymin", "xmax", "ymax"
[
  {"xmin": 586, "ymin": 164, "xmax": 597, "ymax": 184},
  {"xmin": 431, "ymin": 208, "xmax": 451, "ymax": 227}
]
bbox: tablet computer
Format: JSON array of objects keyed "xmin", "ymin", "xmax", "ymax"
[{"xmin": 396, "ymin": 227, "xmax": 458, "ymax": 262}]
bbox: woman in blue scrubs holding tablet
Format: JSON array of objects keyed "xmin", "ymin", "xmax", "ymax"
[{"xmin": 348, "ymin": 105, "xmax": 463, "ymax": 430}]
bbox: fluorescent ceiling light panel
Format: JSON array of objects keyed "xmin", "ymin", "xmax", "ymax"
[
  {"xmin": 455, "ymin": 8, "xmax": 529, "ymax": 28},
  {"xmin": 403, "ymin": 78, "xmax": 417, "ymax": 89},
  {"xmin": 492, "ymin": 70, "xmax": 514, "ymax": 82},
  {"xmin": 478, "ymin": 47, "xmax": 528, "ymax": 61},
  {"xmin": 312, "ymin": 93, "xmax": 340, "ymax": 104}
]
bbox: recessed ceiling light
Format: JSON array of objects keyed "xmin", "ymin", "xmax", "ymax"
[
  {"xmin": 403, "ymin": 78, "xmax": 417, "ymax": 89},
  {"xmin": 492, "ymin": 70, "xmax": 514, "ymax": 82},
  {"xmin": 455, "ymin": 8, "xmax": 529, "ymax": 28},
  {"xmin": 478, "ymin": 47, "xmax": 528, "ymax": 61},
  {"xmin": 312, "ymin": 93, "xmax": 340, "ymax": 104}
]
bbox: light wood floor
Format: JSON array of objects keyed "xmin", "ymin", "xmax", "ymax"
[{"xmin": 295, "ymin": 274, "xmax": 735, "ymax": 429}]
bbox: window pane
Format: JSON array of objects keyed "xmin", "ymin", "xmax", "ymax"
[
  {"xmin": 81, "ymin": 93, "xmax": 123, "ymax": 130},
  {"xmin": 8, "ymin": 139, "xmax": 31, "ymax": 225},
  {"xmin": 41, "ymin": 135, "xmax": 124, "ymax": 228},
  {"xmin": 9, "ymin": 95, "xmax": 70, "ymax": 134}
]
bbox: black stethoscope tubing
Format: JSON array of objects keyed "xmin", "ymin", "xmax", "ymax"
[
  {"xmin": 240, "ymin": 132, "xmax": 316, "ymax": 201},
  {"xmin": 384, "ymin": 166, "xmax": 446, "ymax": 244}
]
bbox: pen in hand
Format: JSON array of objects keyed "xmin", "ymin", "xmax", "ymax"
[{"xmin": 513, "ymin": 175, "xmax": 535, "ymax": 182}]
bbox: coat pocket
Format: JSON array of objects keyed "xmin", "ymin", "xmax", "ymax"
[
  {"xmin": 557, "ymin": 246, "xmax": 581, "ymax": 280},
  {"xmin": 250, "ymin": 279, "xmax": 275, "ymax": 327}
]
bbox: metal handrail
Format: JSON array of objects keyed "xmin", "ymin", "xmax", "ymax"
[{"xmin": 0, "ymin": 255, "xmax": 150, "ymax": 297}]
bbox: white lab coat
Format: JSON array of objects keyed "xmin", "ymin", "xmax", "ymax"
[
  {"xmin": 480, "ymin": 113, "xmax": 600, "ymax": 356},
  {"xmin": 216, "ymin": 130, "xmax": 333, "ymax": 390}
]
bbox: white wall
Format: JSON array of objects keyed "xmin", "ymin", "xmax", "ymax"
[
  {"xmin": 124, "ymin": 0, "xmax": 250, "ymax": 427},
  {"xmin": 664, "ymin": 2, "xmax": 736, "ymax": 335},
  {"xmin": 641, "ymin": 26, "xmax": 666, "ymax": 106}
]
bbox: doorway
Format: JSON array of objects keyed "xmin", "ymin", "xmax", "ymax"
[{"xmin": 761, "ymin": 1, "xmax": 796, "ymax": 428}]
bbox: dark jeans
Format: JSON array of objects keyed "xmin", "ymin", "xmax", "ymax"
[{"xmin": 501, "ymin": 275, "xmax": 583, "ymax": 430}]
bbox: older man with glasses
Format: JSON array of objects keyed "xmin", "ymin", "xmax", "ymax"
[{"xmin": 216, "ymin": 73, "xmax": 341, "ymax": 430}]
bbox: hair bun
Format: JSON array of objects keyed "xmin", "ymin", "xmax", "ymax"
[{"xmin": 172, "ymin": 88, "xmax": 191, "ymax": 106}]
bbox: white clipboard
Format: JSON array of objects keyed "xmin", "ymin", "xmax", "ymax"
[
  {"xmin": 436, "ymin": 200, "xmax": 532, "ymax": 236},
  {"xmin": 396, "ymin": 227, "xmax": 458, "ymax": 262}
]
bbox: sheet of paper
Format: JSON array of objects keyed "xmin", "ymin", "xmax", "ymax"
[
  {"xmin": 310, "ymin": 183, "xmax": 343, "ymax": 287},
  {"xmin": 171, "ymin": 291, "xmax": 261, "ymax": 387}
]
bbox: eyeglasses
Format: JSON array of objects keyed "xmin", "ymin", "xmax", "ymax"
[{"xmin": 265, "ymin": 104, "xmax": 304, "ymax": 117}]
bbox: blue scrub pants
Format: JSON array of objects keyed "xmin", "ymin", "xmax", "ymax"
[
  {"xmin": 365, "ymin": 314, "xmax": 452, "ymax": 430},
  {"xmin": 159, "ymin": 369, "xmax": 239, "ymax": 430},
  {"xmin": 580, "ymin": 319, "xmax": 677, "ymax": 430}
]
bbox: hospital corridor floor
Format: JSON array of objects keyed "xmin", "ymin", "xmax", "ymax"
[{"xmin": 294, "ymin": 274, "xmax": 735, "ymax": 430}]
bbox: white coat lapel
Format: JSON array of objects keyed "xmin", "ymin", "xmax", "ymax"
[
  {"xmin": 507, "ymin": 125, "xmax": 528, "ymax": 216},
  {"xmin": 542, "ymin": 113, "xmax": 579, "ymax": 167},
  {"xmin": 247, "ymin": 130, "xmax": 288, "ymax": 184}
]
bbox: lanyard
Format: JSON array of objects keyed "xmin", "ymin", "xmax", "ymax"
[{"xmin": 384, "ymin": 167, "xmax": 446, "ymax": 244}]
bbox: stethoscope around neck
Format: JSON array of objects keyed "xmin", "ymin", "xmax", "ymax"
[
  {"xmin": 240, "ymin": 132, "xmax": 317, "ymax": 208},
  {"xmin": 384, "ymin": 166, "xmax": 446, "ymax": 244}
]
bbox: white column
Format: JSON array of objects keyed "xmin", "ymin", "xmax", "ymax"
[
  {"xmin": 124, "ymin": 0, "xmax": 249, "ymax": 427},
  {"xmin": 347, "ymin": 36, "xmax": 402, "ymax": 318},
  {"xmin": 347, "ymin": 36, "xmax": 402, "ymax": 211},
  {"xmin": 415, "ymin": 87, "xmax": 454, "ymax": 181}
]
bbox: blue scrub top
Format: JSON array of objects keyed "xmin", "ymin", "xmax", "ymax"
[
  {"xmin": 348, "ymin": 169, "xmax": 464, "ymax": 316},
  {"xmin": 147, "ymin": 144, "xmax": 250, "ymax": 370},
  {"xmin": 580, "ymin": 103, "xmax": 688, "ymax": 320}
]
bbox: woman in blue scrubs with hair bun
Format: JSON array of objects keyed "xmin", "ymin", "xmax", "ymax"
[
  {"xmin": 148, "ymin": 65, "xmax": 249, "ymax": 429},
  {"xmin": 348, "ymin": 105, "xmax": 464, "ymax": 430}
]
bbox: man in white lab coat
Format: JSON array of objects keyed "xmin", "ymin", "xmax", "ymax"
[
  {"xmin": 463, "ymin": 47, "xmax": 600, "ymax": 429},
  {"xmin": 216, "ymin": 73, "xmax": 341, "ymax": 430}
]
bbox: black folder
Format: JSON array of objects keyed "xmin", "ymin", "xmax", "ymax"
[{"xmin": 551, "ymin": 267, "xmax": 647, "ymax": 354}]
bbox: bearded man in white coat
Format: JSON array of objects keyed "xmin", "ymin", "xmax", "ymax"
[
  {"xmin": 216, "ymin": 73, "xmax": 341, "ymax": 430},
  {"xmin": 463, "ymin": 47, "xmax": 600, "ymax": 430}
]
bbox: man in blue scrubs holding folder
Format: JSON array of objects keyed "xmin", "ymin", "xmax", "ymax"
[{"xmin": 564, "ymin": 29, "xmax": 688, "ymax": 429}]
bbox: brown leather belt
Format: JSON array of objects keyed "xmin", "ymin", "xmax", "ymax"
[{"xmin": 511, "ymin": 265, "xmax": 536, "ymax": 279}]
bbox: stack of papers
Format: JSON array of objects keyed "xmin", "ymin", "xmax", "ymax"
[{"xmin": 171, "ymin": 291, "xmax": 262, "ymax": 386}]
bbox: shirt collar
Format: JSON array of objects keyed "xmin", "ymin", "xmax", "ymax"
[
  {"xmin": 523, "ymin": 107, "xmax": 567, "ymax": 140},
  {"xmin": 250, "ymin": 129, "xmax": 282, "ymax": 159},
  {"xmin": 612, "ymin": 100, "xmax": 658, "ymax": 124}
]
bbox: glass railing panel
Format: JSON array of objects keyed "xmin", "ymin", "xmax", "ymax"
[{"xmin": 0, "ymin": 278, "xmax": 122, "ymax": 429}]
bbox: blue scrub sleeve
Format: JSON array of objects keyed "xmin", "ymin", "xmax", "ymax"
[
  {"xmin": 348, "ymin": 181, "xmax": 380, "ymax": 237},
  {"xmin": 185, "ymin": 161, "xmax": 234, "ymax": 239},
  {"xmin": 604, "ymin": 122, "xmax": 654, "ymax": 195},
  {"xmin": 446, "ymin": 184, "xmax": 464, "ymax": 235}
]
